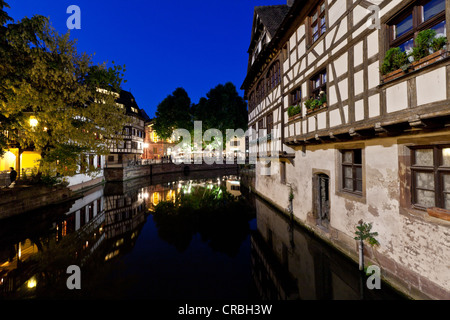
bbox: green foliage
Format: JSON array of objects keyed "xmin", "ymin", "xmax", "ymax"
[
  {"xmin": 0, "ymin": 2, "xmax": 127, "ymax": 174},
  {"xmin": 289, "ymin": 186, "xmax": 294, "ymax": 201},
  {"xmin": 288, "ymin": 104, "xmax": 301, "ymax": 117},
  {"xmin": 191, "ymin": 82, "xmax": 248, "ymax": 144},
  {"xmin": 381, "ymin": 47, "xmax": 408, "ymax": 75},
  {"xmin": 153, "ymin": 87, "xmax": 193, "ymax": 140},
  {"xmin": 304, "ymin": 94, "xmax": 326, "ymax": 111},
  {"xmin": 411, "ymin": 29, "xmax": 436, "ymax": 61},
  {"xmin": 432, "ymin": 36, "xmax": 447, "ymax": 52},
  {"xmin": 354, "ymin": 221, "xmax": 380, "ymax": 247}
]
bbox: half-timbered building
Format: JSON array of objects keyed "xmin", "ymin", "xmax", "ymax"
[{"xmin": 242, "ymin": 0, "xmax": 450, "ymax": 299}]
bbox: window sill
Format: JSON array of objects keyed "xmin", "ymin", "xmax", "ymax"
[
  {"xmin": 335, "ymin": 189, "xmax": 366, "ymax": 204},
  {"xmin": 306, "ymin": 103, "xmax": 327, "ymax": 115},
  {"xmin": 288, "ymin": 113, "xmax": 302, "ymax": 122},
  {"xmin": 427, "ymin": 207, "xmax": 450, "ymax": 222},
  {"xmin": 399, "ymin": 206, "xmax": 450, "ymax": 227},
  {"xmin": 380, "ymin": 49, "xmax": 449, "ymax": 85}
]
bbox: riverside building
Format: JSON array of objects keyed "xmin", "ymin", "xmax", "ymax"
[{"xmin": 241, "ymin": 0, "xmax": 450, "ymax": 300}]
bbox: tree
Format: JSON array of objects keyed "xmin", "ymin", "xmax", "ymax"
[
  {"xmin": 192, "ymin": 82, "xmax": 248, "ymax": 143},
  {"xmin": 153, "ymin": 87, "xmax": 193, "ymax": 140},
  {"xmin": 0, "ymin": 1, "xmax": 127, "ymax": 177}
]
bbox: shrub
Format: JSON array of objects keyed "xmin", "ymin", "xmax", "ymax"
[
  {"xmin": 288, "ymin": 104, "xmax": 302, "ymax": 117},
  {"xmin": 381, "ymin": 47, "xmax": 408, "ymax": 75},
  {"xmin": 411, "ymin": 29, "xmax": 436, "ymax": 61},
  {"xmin": 432, "ymin": 36, "xmax": 447, "ymax": 52}
]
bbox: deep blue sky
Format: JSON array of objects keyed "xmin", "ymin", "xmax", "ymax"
[{"xmin": 7, "ymin": 0, "xmax": 287, "ymax": 118}]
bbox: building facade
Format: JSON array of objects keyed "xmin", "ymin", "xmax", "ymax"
[
  {"xmin": 242, "ymin": 0, "xmax": 450, "ymax": 299},
  {"xmin": 106, "ymin": 90, "xmax": 147, "ymax": 167},
  {"xmin": 142, "ymin": 120, "xmax": 176, "ymax": 160}
]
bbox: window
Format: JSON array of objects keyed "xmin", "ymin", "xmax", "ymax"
[
  {"xmin": 410, "ymin": 146, "xmax": 450, "ymax": 210},
  {"xmin": 311, "ymin": 69, "xmax": 327, "ymax": 99},
  {"xmin": 267, "ymin": 61, "xmax": 281, "ymax": 91},
  {"xmin": 290, "ymin": 87, "xmax": 302, "ymax": 106},
  {"xmin": 282, "ymin": 43, "xmax": 289, "ymax": 61},
  {"xmin": 341, "ymin": 149, "xmax": 363, "ymax": 194},
  {"xmin": 258, "ymin": 119, "xmax": 264, "ymax": 131},
  {"xmin": 310, "ymin": 1, "xmax": 326, "ymax": 43},
  {"xmin": 256, "ymin": 80, "xmax": 265, "ymax": 103},
  {"xmin": 248, "ymin": 91, "xmax": 256, "ymax": 113},
  {"xmin": 388, "ymin": 0, "xmax": 446, "ymax": 54},
  {"xmin": 266, "ymin": 113, "xmax": 273, "ymax": 135}
]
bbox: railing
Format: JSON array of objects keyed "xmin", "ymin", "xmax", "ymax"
[{"xmin": 105, "ymin": 158, "xmax": 173, "ymax": 168}]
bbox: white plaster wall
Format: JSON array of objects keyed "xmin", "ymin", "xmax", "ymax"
[
  {"xmin": 254, "ymin": 138, "xmax": 450, "ymax": 295},
  {"xmin": 329, "ymin": 0, "xmax": 347, "ymax": 27},
  {"xmin": 416, "ymin": 67, "xmax": 447, "ymax": 106},
  {"xmin": 386, "ymin": 82, "xmax": 408, "ymax": 113}
]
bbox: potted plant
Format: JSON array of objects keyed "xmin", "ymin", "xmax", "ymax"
[
  {"xmin": 305, "ymin": 92, "xmax": 327, "ymax": 114},
  {"xmin": 381, "ymin": 47, "xmax": 409, "ymax": 82},
  {"xmin": 411, "ymin": 29, "xmax": 447, "ymax": 70},
  {"xmin": 287, "ymin": 104, "xmax": 302, "ymax": 120}
]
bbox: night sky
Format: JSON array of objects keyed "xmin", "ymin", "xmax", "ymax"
[{"xmin": 7, "ymin": 0, "xmax": 287, "ymax": 118}]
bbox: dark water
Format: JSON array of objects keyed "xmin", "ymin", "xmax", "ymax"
[{"xmin": 0, "ymin": 169, "xmax": 406, "ymax": 300}]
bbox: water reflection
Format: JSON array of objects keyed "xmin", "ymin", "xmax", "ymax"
[
  {"xmin": 0, "ymin": 169, "xmax": 406, "ymax": 300},
  {"xmin": 250, "ymin": 196, "xmax": 405, "ymax": 300}
]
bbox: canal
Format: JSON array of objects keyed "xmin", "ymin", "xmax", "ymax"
[{"xmin": 0, "ymin": 169, "xmax": 406, "ymax": 300}]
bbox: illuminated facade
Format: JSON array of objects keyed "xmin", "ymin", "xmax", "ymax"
[{"xmin": 142, "ymin": 120, "xmax": 176, "ymax": 160}]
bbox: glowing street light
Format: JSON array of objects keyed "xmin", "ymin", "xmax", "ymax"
[{"xmin": 29, "ymin": 117, "xmax": 38, "ymax": 128}]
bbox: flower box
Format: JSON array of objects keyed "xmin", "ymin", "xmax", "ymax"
[
  {"xmin": 288, "ymin": 113, "xmax": 302, "ymax": 121},
  {"xmin": 427, "ymin": 207, "xmax": 450, "ymax": 221},
  {"xmin": 411, "ymin": 49, "xmax": 446, "ymax": 71},
  {"xmin": 306, "ymin": 103, "xmax": 327, "ymax": 115},
  {"xmin": 381, "ymin": 68, "xmax": 407, "ymax": 83}
]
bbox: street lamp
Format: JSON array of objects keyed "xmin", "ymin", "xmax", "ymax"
[{"xmin": 29, "ymin": 117, "xmax": 38, "ymax": 128}]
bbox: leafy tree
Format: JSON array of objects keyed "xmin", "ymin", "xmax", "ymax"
[
  {"xmin": 192, "ymin": 82, "xmax": 248, "ymax": 144},
  {"xmin": 0, "ymin": 1, "xmax": 127, "ymax": 177},
  {"xmin": 153, "ymin": 87, "xmax": 193, "ymax": 140}
]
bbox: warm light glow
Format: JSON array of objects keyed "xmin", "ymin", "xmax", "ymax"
[
  {"xmin": 443, "ymin": 148, "xmax": 450, "ymax": 158},
  {"xmin": 27, "ymin": 277, "xmax": 37, "ymax": 289},
  {"xmin": 29, "ymin": 117, "xmax": 38, "ymax": 127}
]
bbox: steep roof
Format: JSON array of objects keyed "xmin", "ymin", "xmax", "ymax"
[
  {"xmin": 254, "ymin": 5, "xmax": 290, "ymax": 38},
  {"xmin": 117, "ymin": 90, "xmax": 145, "ymax": 119}
]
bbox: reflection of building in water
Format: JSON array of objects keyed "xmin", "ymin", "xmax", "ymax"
[
  {"xmin": 0, "ymin": 186, "xmax": 105, "ymax": 297},
  {"xmin": 145, "ymin": 181, "xmax": 179, "ymax": 211},
  {"xmin": 102, "ymin": 185, "xmax": 148, "ymax": 263},
  {"xmin": 251, "ymin": 198, "xmax": 404, "ymax": 300},
  {"xmin": 0, "ymin": 183, "xmax": 150, "ymax": 297},
  {"xmin": 226, "ymin": 176, "xmax": 241, "ymax": 198}
]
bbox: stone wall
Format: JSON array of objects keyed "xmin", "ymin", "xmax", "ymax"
[
  {"xmin": 0, "ymin": 185, "xmax": 74, "ymax": 220},
  {"xmin": 248, "ymin": 133, "xmax": 450, "ymax": 300}
]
